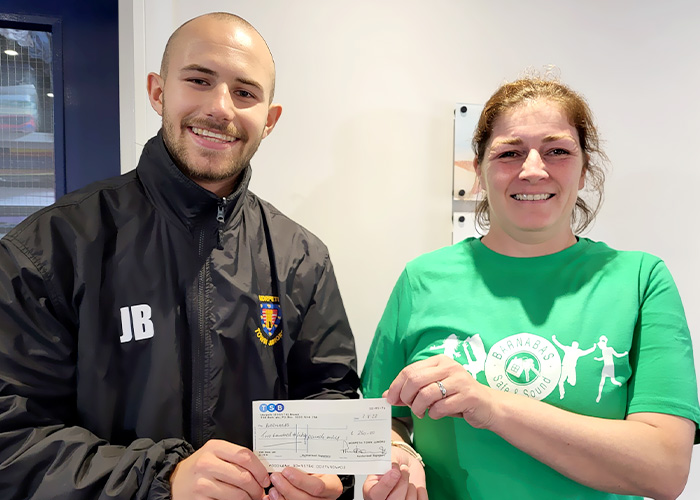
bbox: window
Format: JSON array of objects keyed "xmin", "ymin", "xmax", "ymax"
[{"xmin": 0, "ymin": 27, "xmax": 54, "ymax": 237}]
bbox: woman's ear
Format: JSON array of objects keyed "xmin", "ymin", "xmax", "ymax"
[{"xmin": 579, "ymin": 154, "xmax": 588, "ymax": 190}]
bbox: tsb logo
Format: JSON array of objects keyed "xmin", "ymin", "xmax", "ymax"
[
  {"xmin": 259, "ymin": 403, "xmax": 285, "ymax": 412},
  {"xmin": 119, "ymin": 304, "xmax": 154, "ymax": 343}
]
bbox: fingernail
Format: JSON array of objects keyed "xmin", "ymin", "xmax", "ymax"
[
  {"xmin": 270, "ymin": 473, "xmax": 279, "ymax": 486},
  {"xmin": 269, "ymin": 488, "xmax": 279, "ymax": 500},
  {"xmin": 282, "ymin": 468, "xmax": 293, "ymax": 480}
]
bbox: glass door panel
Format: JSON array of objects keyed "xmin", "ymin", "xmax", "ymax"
[{"xmin": 0, "ymin": 27, "xmax": 54, "ymax": 237}]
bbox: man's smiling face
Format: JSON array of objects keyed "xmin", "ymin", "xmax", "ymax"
[{"xmin": 148, "ymin": 15, "xmax": 281, "ymax": 196}]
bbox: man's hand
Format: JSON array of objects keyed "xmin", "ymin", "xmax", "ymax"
[
  {"xmin": 362, "ymin": 446, "xmax": 427, "ymax": 500},
  {"xmin": 265, "ymin": 468, "xmax": 343, "ymax": 500},
  {"xmin": 170, "ymin": 439, "xmax": 271, "ymax": 499}
]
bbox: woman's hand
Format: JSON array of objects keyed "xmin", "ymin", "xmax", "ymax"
[
  {"xmin": 363, "ymin": 445, "xmax": 427, "ymax": 500},
  {"xmin": 384, "ymin": 354, "xmax": 500, "ymax": 429}
]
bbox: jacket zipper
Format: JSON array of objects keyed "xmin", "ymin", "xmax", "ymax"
[
  {"xmin": 192, "ymin": 198, "xmax": 227, "ymax": 446},
  {"xmin": 216, "ymin": 197, "xmax": 227, "ymax": 250},
  {"xmin": 192, "ymin": 228, "xmax": 206, "ymax": 448}
]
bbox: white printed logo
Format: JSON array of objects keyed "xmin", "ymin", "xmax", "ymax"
[
  {"xmin": 594, "ymin": 335, "xmax": 628, "ymax": 403},
  {"xmin": 485, "ymin": 333, "xmax": 561, "ymax": 400},
  {"xmin": 551, "ymin": 335, "xmax": 596, "ymax": 399},
  {"xmin": 431, "ymin": 333, "xmax": 487, "ymax": 379},
  {"xmin": 119, "ymin": 304, "xmax": 154, "ymax": 343}
]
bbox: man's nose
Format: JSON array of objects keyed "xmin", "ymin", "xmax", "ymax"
[
  {"xmin": 519, "ymin": 149, "xmax": 548, "ymax": 181},
  {"xmin": 204, "ymin": 84, "xmax": 236, "ymax": 122}
]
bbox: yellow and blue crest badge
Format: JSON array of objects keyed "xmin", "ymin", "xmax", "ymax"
[{"xmin": 256, "ymin": 295, "xmax": 283, "ymax": 346}]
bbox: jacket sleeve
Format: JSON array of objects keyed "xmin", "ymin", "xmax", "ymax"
[
  {"xmin": 286, "ymin": 253, "xmax": 360, "ymax": 500},
  {"xmin": 287, "ymin": 253, "xmax": 360, "ymax": 401},
  {"xmin": 0, "ymin": 238, "xmax": 194, "ymax": 499}
]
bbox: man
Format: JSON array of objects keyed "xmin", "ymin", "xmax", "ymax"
[{"xmin": 0, "ymin": 12, "xmax": 359, "ymax": 500}]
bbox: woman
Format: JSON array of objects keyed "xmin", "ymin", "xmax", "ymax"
[{"xmin": 361, "ymin": 77, "xmax": 700, "ymax": 500}]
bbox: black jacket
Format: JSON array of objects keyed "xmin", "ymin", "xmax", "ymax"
[{"xmin": 0, "ymin": 133, "xmax": 359, "ymax": 499}]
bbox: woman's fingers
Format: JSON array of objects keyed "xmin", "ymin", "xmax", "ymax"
[{"xmin": 385, "ymin": 356, "xmax": 478, "ymax": 419}]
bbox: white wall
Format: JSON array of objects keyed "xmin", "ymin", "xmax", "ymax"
[{"xmin": 120, "ymin": 1, "xmax": 700, "ymax": 497}]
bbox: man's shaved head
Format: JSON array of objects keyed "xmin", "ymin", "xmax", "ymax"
[
  {"xmin": 146, "ymin": 11, "xmax": 283, "ymax": 196},
  {"xmin": 159, "ymin": 12, "xmax": 276, "ymax": 100}
]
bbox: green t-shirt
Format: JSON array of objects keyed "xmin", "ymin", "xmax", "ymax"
[{"xmin": 362, "ymin": 237, "xmax": 700, "ymax": 500}]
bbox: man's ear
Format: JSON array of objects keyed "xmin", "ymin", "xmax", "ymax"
[
  {"xmin": 146, "ymin": 72, "xmax": 165, "ymax": 116},
  {"xmin": 262, "ymin": 104, "xmax": 283, "ymax": 139}
]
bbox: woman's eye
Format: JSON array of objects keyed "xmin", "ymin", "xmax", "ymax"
[
  {"xmin": 497, "ymin": 151, "xmax": 518, "ymax": 159},
  {"xmin": 549, "ymin": 148, "xmax": 570, "ymax": 156}
]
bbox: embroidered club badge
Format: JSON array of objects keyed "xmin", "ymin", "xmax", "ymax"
[
  {"xmin": 256, "ymin": 295, "xmax": 283, "ymax": 346},
  {"xmin": 259, "ymin": 301, "xmax": 282, "ymax": 338}
]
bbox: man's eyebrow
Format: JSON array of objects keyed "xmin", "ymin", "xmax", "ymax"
[
  {"xmin": 235, "ymin": 77, "xmax": 264, "ymax": 93},
  {"xmin": 179, "ymin": 64, "xmax": 264, "ymax": 92},
  {"xmin": 180, "ymin": 64, "xmax": 218, "ymax": 76}
]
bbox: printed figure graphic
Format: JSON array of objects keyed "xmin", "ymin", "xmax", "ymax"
[
  {"xmin": 431, "ymin": 334, "xmax": 462, "ymax": 360},
  {"xmin": 552, "ymin": 335, "xmax": 596, "ymax": 399},
  {"xmin": 594, "ymin": 335, "xmax": 628, "ymax": 403},
  {"xmin": 430, "ymin": 333, "xmax": 487, "ymax": 378},
  {"xmin": 461, "ymin": 333, "xmax": 486, "ymax": 378}
]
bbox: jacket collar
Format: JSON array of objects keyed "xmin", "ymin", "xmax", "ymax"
[{"xmin": 136, "ymin": 130, "xmax": 251, "ymax": 230}]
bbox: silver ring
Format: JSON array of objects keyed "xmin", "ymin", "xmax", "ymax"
[{"xmin": 436, "ymin": 380, "xmax": 447, "ymax": 399}]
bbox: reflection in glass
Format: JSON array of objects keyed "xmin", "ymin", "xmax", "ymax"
[{"xmin": 0, "ymin": 28, "xmax": 54, "ymax": 238}]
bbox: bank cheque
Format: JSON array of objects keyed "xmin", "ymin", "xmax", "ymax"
[{"xmin": 252, "ymin": 398, "xmax": 391, "ymax": 474}]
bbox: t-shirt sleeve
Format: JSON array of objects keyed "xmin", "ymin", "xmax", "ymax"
[
  {"xmin": 361, "ymin": 269, "xmax": 414, "ymax": 418},
  {"xmin": 626, "ymin": 258, "xmax": 700, "ymax": 443}
]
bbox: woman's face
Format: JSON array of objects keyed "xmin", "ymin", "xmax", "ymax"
[{"xmin": 476, "ymin": 99, "xmax": 586, "ymax": 252}]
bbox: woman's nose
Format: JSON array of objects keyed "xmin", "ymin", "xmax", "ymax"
[{"xmin": 519, "ymin": 149, "xmax": 548, "ymax": 181}]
